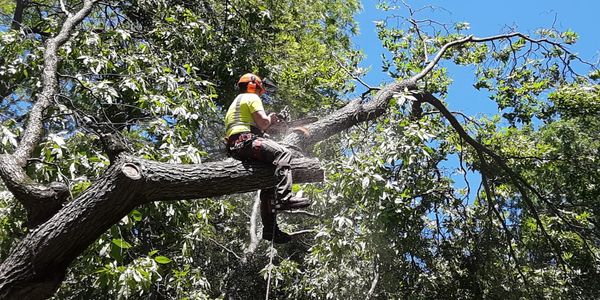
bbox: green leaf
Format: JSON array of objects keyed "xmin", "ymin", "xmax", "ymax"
[
  {"xmin": 111, "ymin": 238, "xmax": 132, "ymax": 249},
  {"xmin": 154, "ymin": 256, "xmax": 172, "ymax": 264},
  {"xmin": 130, "ymin": 210, "xmax": 142, "ymax": 222}
]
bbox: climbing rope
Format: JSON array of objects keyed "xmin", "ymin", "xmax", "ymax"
[{"xmin": 265, "ymin": 227, "xmax": 275, "ymax": 300}]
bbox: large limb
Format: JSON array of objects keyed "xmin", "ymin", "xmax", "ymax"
[
  {"xmin": 283, "ymin": 31, "xmax": 579, "ymax": 150},
  {"xmin": 0, "ymin": 0, "xmax": 99, "ymax": 227},
  {"xmin": 0, "ymin": 154, "xmax": 323, "ymax": 299},
  {"xmin": 282, "ymin": 79, "xmax": 418, "ymax": 149}
]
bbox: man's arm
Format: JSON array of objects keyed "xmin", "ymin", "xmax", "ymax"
[{"xmin": 252, "ymin": 111, "xmax": 278, "ymax": 131}]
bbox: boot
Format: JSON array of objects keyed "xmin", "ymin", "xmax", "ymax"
[
  {"xmin": 275, "ymin": 196, "xmax": 311, "ymax": 211},
  {"xmin": 262, "ymin": 226, "xmax": 291, "ymax": 244}
]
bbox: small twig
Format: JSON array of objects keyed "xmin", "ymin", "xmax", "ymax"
[
  {"xmin": 280, "ymin": 210, "xmax": 320, "ymax": 218},
  {"xmin": 288, "ymin": 229, "xmax": 316, "ymax": 236},
  {"xmin": 332, "ymin": 54, "xmax": 380, "ymax": 94},
  {"xmin": 59, "ymin": 0, "xmax": 72, "ymax": 17},
  {"xmin": 187, "ymin": 235, "xmax": 240, "ymax": 260},
  {"xmin": 402, "ymin": 1, "xmax": 430, "ymax": 64}
]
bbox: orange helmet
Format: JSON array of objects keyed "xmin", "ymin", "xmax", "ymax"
[{"xmin": 238, "ymin": 73, "xmax": 265, "ymax": 96}]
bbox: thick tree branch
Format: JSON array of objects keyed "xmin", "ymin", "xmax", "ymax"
[
  {"xmin": 0, "ymin": 155, "xmax": 68, "ymax": 228},
  {"xmin": 141, "ymin": 157, "xmax": 323, "ymax": 202},
  {"xmin": 282, "ymin": 79, "xmax": 418, "ymax": 149},
  {"xmin": 0, "ymin": 155, "xmax": 144, "ymax": 300},
  {"xmin": 14, "ymin": 0, "xmax": 98, "ymax": 166},
  {"xmin": 0, "ymin": 0, "xmax": 99, "ymax": 227},
  {"xmin": 281, "ymin": 32, "xmax": 573, "ymax": 150},
  {"xmin": 0, "ymin": 154, "xmax": 322, "ymax": 299}
]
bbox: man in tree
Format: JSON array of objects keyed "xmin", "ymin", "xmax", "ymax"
[{"xmin": 225, "ymin": 73, "xmax": 310, "ymax": 243}]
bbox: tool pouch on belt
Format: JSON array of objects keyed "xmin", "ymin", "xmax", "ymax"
[{"xmin": 226, "ymin": 132, "xmax": 257, "ymax": 159}]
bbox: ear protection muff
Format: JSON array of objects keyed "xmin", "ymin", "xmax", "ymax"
[
  {"xmin": 247, "ymin": 75, "xmax": 257, "ymax": 93},
  {"xmin": 238, "ymin": 73, "xmax": 265, "ymax": 95}
]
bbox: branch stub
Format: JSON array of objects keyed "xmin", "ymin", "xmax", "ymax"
[{"xmin": 121, "ymin": 163, "xmax": 142, "ymax": 180}]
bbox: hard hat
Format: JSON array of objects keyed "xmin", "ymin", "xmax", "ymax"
[{"xmin": 238, "ymin": 73, "xmax": 265, "ymax": 96}]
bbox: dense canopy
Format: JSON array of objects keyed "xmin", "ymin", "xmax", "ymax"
[{"xmin": 0, "ymin": 0, "xmax": 598, "ymax": 299}]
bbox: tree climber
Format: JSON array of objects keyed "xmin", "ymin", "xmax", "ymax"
[{"xmin": 225, "ymin": 73, "xmax": 310, "ymax": 244}]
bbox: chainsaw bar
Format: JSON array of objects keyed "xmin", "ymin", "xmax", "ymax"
[{"xmin": 266, "ymin": 116, "xmax": 318, "ymax": 135}]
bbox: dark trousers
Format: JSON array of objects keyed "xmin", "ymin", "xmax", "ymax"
[{"xmin": 227, "ymin": 133, "xmax": 293, "ymax": 230}]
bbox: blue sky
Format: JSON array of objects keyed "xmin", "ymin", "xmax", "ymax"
[
  {"xmin": 352, "ymin": 0, "xmax": 599, "ymax": 198},
  {"xmin": 354, "ymin": 0, "xmax": 600, "ymax": 114}
]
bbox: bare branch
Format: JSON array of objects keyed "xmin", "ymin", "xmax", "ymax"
[
  {"xmin": 333, "ymin": 54, "xmax": 379, "ymax": 94},
  {"xmin": 288, "ymin": 229, "xmax": 316, "ymax": 236},
  {"xmin": 411, "ymin": 32, "xmax": 594, "ymax": 82}
]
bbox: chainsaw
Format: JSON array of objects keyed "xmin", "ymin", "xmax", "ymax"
[{"xmin": 266, "ymin": 106, "xmax": 317, "ymax": 137}]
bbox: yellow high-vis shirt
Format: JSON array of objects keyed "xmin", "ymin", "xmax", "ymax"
[{"xmin": 224, "ymin": 93, "xmax": 264, "ymax": 137}]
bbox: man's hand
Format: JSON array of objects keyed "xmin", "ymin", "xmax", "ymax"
[
  {"xmin": 253, "ymin": 111, "xmax": 279, "ymax": 131},
  {"xmin": 269, "ymin": 113, "xmax": 280, "ymax": 124}
]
